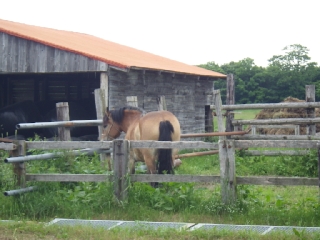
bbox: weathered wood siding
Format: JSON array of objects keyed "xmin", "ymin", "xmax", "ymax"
[
  {"xmin": 0, "ymin": 32, "xmax": 108, "ymax": 73},
  {"xmin": 108, "ymin": 69, "xmax": 214, "ymax": 133}
]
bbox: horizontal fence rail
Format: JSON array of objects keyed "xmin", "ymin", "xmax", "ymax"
[
  {"xmin": 235, "ymin": 140, "xmax": 320, "ymax": 149},
  {"xmin": 232, "ymin": 117, "xmax": 320, "ymax": 126},
  {"xmin": 26, "ymin": 141, "xmax": 113, "ymax": 150},
  {"xmin": 0, "ymin": 142, "xmax": 16, "ymax": 150},
  {"xmin": 23, "ymin": 140, "xmax": 219, "ymax": 150},
  {"xmin": 245, "ymin": 150, "xmax": 309, "ymax": 156},
  {"xmin": 4, "ymin": 186, "xmax": 38, "ymax": 196},
  {"xmin": 16, "ymin": 120, "xmax": 103, "ymax": 129},
  {"xmin": 26, "ymin": 174, "xmax": 113, "ymax": 182},
  {"xmin": 129, "ymin": 140, "xmax": 219, "ymax": 149},
  {"xmin": 5, "ymin": 148, "xmax": 112, "ymax": 163},
  {"xmin": 232, "ymin": 135, "xmax": 320, "ymax": 140},
  {"xmin": 211, "ymin": 102, "xmax": 320, "ymax": 110},
  {"xmin": 180, "ymin": 131, "xmax": 247, "ymax": 138}
]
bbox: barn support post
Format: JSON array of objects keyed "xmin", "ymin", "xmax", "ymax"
[
  {"xmin": 306, "ymin": 85, "xmax": 316, "ymax": 135},
  {"xmin": 112, "ymin": 139, "xmax": 129, "ymax": 202},
  {"xmin": 12, "ymin": 140, "xmax": 26, "ymax": 188},
  {"xmin": 205, "ymin": 105, "xmax": 213, "ymax": 133},
  {"xmin": 56, "ymin": 102, "xmax": 71, "ymax": 141},
  {"xmin": 213, "ymin": 90, "xmax": 236, "ymax": 204},
  {"xmin": 95, "ymin": 72, "xmax": 109, "ymax": 131},
  {"xmin": 94, "ymin": 72, "xmax": 110, "ymax": 169},
  {"xmin": 157, "ymin": 95, "xmax": 167, "ymax": 111},
  {"xmin": 226, "ymin": 74, "xmax": 235, "ymax": 138}
]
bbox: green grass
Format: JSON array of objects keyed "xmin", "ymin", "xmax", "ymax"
[
  {"xmin": 234, "ymin": 109, "xmax": 261, "ymax": 120},
  {"xmin": 1, "ymin": 148, "xmax": 319, "ymax": 227},
  {"xmin": 2, "ymin": 220, "xmax": 320, "ymax": 240},
  {"xmin": 214, "ymin": 109, "xmax": 261, "ymax": 131}
]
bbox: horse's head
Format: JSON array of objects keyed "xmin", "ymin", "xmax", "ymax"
[{"xmin": 100, "ymin": 108, "xmax": 122, "ymax": 141}]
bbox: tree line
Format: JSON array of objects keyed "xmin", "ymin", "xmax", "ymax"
[{"xmin": 198, "ymin": 44, "xmax": 320, "ymax": 104}]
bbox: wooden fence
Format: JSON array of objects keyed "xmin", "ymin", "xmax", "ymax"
[{"xmin": 1, "ymin": 88, "xmax": 320, "ymax": 205}]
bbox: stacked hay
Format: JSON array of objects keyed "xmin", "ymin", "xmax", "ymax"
[{"xmin": 254, "ymin": 97, "xmax": 320, "ymax": 135}]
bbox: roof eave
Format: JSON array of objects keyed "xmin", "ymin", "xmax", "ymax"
[{"xmin": 129, "ymin": 66, "xmax": 226, "ymax": 80}]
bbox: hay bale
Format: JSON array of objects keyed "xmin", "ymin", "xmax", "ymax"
[{"xmin": 253, "ymin": 97, "xmax": 320, "ymax": 135}]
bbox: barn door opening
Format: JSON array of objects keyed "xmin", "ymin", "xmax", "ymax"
[{"xmin": 205, "ymin": 105, "xmax": 213, "ymax": 133}]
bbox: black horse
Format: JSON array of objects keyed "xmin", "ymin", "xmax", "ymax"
[
  {"xmin": 0, "ymin": 100, "xmax": 99, "ymax": 140},
  {"xmin": 0, "ymin": 100, "xmax": 44, "ymax": 139}
]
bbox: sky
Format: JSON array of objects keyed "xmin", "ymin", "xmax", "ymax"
[{"xmin": 1, "ymin": 0, "xmax": 319, "ymax": 67}]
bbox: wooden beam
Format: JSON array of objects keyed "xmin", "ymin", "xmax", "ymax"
[
  {"xmin": 26, "ymin": 174, "xmax": 112, "ymax": 182},
  {"xmin": 232, "ymin": 117, "xmax": 320, "ymax": 126},
  {"xmin": 232, "ymin": 134, "xmax": 320, "ymax": 140},
  {"xmin": 0, "ymin": 142, "xmax": 16, "ymax": 150},
  {"xmin": 26, "ymin": 141, "xmax": 113, "ymax": 150},
  {"xmin": 211, "ymin": 102, "xmax": 320, "ymax": 110},
  {"xmin": 226, "ymin": 74, "xmax": 235, "ymax": 136},
  {"xmin": 235, "ymin": 140, "xmax": 319, "ymax": 149},
  {"xmin": 56, "ymin": 102, "xmax": 71, "ymax": 141},
  {"xmin": 181, "ymin": 131, "xmax": 246, "ymax": 138},
  {"xmin": 113, "ymin": 140, "xmax": 129, "ymax": 201},
  {"xmin": 306, "ymin": 85, "xmax": 316, "ymax": 135}
]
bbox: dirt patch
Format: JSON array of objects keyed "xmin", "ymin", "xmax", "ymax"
[{"xmin": 252, "ymin": 97, "xmax": 319, "ymax": 135}]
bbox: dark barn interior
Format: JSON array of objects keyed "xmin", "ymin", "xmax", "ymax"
[{"xmin": 0, "ymin": 73, "xmax": 100, "ymax": 139}]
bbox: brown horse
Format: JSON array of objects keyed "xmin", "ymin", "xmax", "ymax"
[{"xmin": 101, "ymin": 106, "xmax": 181, "ymax": 175}]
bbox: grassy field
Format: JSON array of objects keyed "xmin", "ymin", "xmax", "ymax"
[
  {"xmin": 1, "ymin": 109, "xmax": 320, "ymax": 239},
  {"xmin": 214, "ymin": 109, "xmax": 260, "ymax": 132}
]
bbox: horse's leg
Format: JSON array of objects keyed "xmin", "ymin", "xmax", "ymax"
[
  {"xmin": 172, "ymin": 148, "xmax": 182, "ymax": 168},
  {"xmin": 128, "ymin": 149, "xmax": 136, "ymax": 174},
  {"xmin": 141, "ymin": 149, "xmax": 158, "ymax": 187}
]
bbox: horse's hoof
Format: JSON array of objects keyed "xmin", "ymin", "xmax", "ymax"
[{"xmin": 174, "ymin": 159, "xmax": 182, "ymax": 168}]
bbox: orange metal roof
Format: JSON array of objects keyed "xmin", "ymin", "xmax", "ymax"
[{"xmin": 0, "ymin": 18, "xmax": 226, "ymax": 78}]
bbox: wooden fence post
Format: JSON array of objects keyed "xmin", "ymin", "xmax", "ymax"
[
  {"xmin": 56, "ymin": 102, "xmax": 71, "ymax": 141},
  {"xmin": 214, "ymin": 90, "xmax": 236, "ymax": 204},
  {"xmin": 295, "ymin": 125, "xmax": 300, "ymax": 135},
  {"xmin": 219, "ymin": 139, "xmax": 236, "ymax": 204},
  {"xmin": 306, "ymin": 85, "xmax": 316, "ymax": 135},
  {"xmin": 12, "ymin": 140, "xmax": 26, "ymax": 188},
  {"xmin": 251, "ymin": 126, "xmax": 256, "ymax": 135},
  {"xmin": 113, "ymin": 139, "xmax": 129, "ymax": 201},
  {"xmin": 213, "ymin": 90, "xmax": 225, "ymax": 134},
  {"xmin": 226, "ymin": 74, "xmax": 235, "ymax": 138},
  {"xmin": 157, "ymin": 96, "xmax": 167, "ymax": 111}
]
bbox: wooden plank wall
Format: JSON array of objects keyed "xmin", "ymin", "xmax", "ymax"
[
  {"xmin": 108, "ymin": 69, "xmax": 215, "ymax": 134},
  {"xmin": 0, "ymin": 32, "xmax": 108, "ymax": 73}
]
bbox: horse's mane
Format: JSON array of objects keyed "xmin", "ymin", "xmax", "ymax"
[{"xmin": 110, "ymin": 106, "xmax": 145, "ymax": 123}]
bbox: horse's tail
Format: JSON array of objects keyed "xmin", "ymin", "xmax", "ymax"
[{"xmin": 157, "ymin": 120, "xmax": 174, "ymax": 174}]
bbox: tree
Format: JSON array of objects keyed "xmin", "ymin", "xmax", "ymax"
[
  {"xmin": 268, "ymin": 44, "xmax": 318, "ymax": 100},
  {"xmin": 268, "ymin": 44, "xmax": 311, "ymax": 71},
  {"xmin": 198, "ymin": 44, "xmax": 320, "ymax": 103}
]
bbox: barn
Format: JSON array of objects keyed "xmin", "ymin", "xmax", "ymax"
[{"xmin": 0, "ymin": 18, "xmax": 226, "ymax": 139}]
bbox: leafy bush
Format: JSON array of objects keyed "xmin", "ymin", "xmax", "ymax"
[{"xmin": 236, "ymin": 149, "xmax": 318, "ymax": 177}]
